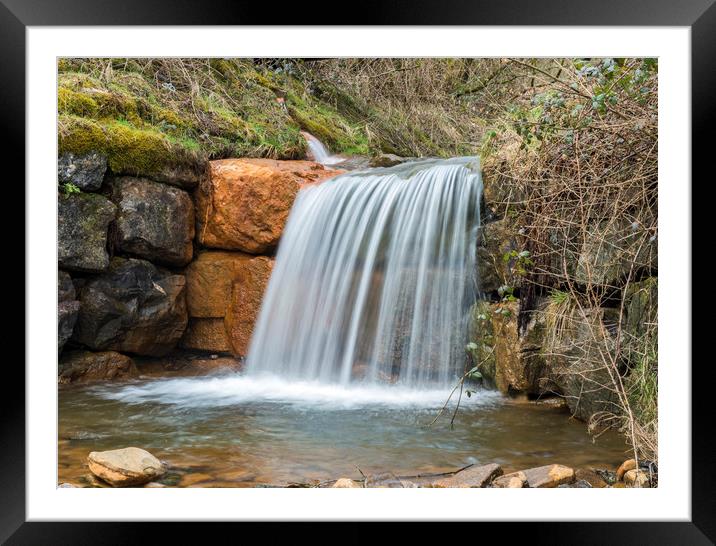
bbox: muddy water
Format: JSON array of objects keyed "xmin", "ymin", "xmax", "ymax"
[{"xmin": 58, "ymin": 371, "xmax": 629, "ymax": 487}]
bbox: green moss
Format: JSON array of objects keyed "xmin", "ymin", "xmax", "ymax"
[
  {"xmin": 58, "ymin": 115, "xmax": 201, "ymax": 176},
  {"xmin": 58, "ymin": 87, "xmax": 98, "ymax": 117}
]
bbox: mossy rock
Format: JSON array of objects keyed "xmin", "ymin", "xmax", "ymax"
[{"xmin": 58, "ymin": 115, "xmax": 203, "ymax": 185}]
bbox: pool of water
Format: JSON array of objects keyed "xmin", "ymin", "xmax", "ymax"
[{"xmin": 58, "ymin": 371, "xmax": 629, "ymax": 487}]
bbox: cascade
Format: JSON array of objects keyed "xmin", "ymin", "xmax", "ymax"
[{"xmin": 247, "ymin": 157, "xmax": 483, "ymax": 390}]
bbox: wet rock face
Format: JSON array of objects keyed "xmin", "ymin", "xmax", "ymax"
[
  {"xmin": 183, "ymin": 251, "xmax": 274, "ymax": 357},
  {"xmin": 58, "ymin": 350, "xmax": 138, "ymax": 383},
  {"xmin": 87, "ymin": 447, "xmax": 165, "ymax": 487},
  {"xmin": 468, "ymin": 299, "xmax": 548, "ymax": 396},
  {"xmin": 195, "ymin": 158, "xmax": 342, "ymax": 254},
  {"xmin": 476, "ymin": 218, "xmax": 522, "ymax": 294},
  {"xmin": 108, "ymin": 176, "xmax": 195, "ymax": 267},
  {"xmin": 58, "ymin": 151, "xmax": 107, "ymax": 191},
  {"xmin": 58, "ymin": 193, "xmax": 116, "ymax": 273},
  {"xmin": 72, "ymin": 257, "xmax": 187, "ymax": 356},
  {"xmin": 225, "ymin": 257, "xmax": 274, "ymax": 356},
  {"xmin": 58, "ymin": 271, "xmax": 80, "ymax": 353}
]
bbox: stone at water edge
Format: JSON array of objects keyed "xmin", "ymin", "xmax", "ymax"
[
  {"xmin": 363, "ymin": 472, "xmax": 409, "ymax": 488},
  {"xmin": 616, "ymin": 459, "xmax": 637, "ymax": 481},
  {"xmin": 491, "ymin": 471, "xmax": 527, "ymax": 488},
  {"xmin": 521, "ymin": 464, "xmax": 575, "ymax": 488},
  {"xmin": 574, "ymin": 469, "xmax": 608, "ymax": 488},
  {"xmin": 623, "ymin": 469, "xmax": 651, "ymax": 488},
  {"xmin": 430, "ymin": 464, "xmax": 503, "ymax": 488},
  {"xmin": 59, "ymin": 350, "xmax": 138, "ymax": 384},
  {"xmin": 332, "ymin": 478, "xmax": 362, "ymax": 488},
  {"xmin": 87, "ymin": 447, "xmax": 166, "ymax": 487}
]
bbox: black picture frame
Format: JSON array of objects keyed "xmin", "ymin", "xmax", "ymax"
[{"xmin": 5, "ymin": 1, "xmax": 710, "ymax": 542}]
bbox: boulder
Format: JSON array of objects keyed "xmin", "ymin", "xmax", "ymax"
[
  {"xmin": 574, "ymin": 469, "xmax": 608, "ymax": 488},
  {"xmin": 180, "ymin": 318, "xmax": 232, "ymax": 353},
  {"xmin": 522, "ymin": 464, "xmax": 575, "ymax": 488},
  {"xmin": 58, "ymin": 193, "xmax": 116, "ymax": 273},
  {"xmin": 546, "ymin": 307, "xmax": 623, "ymax": 422},
  {"xmin": 491, "ymin": 471, "xmax": 526, "ymax": 488},
  {"xmin": 574, "ymin": 218, "xmax": 657, "ymax": 287},
  {"xmin": 107, "ymin": 176, "xmax": 195, "ymax": 267},
  {"xmin": 72, "ymin": 258, "xmax": 187, "ymax": 356},
  {"xmin": 624, "ymin": 469, "xmax": 651, "ymax": 488},
  {"xmin": 195, "ymin": 158, "xmax": 342, "ymax": 254},
  {"xmin": 58, "ymin": 271, "xmax": 79, "ymax": 353},
  {"xmin": 87, "ymin": 447, "xmax": 165, "ymax": 487},
  {"xmin": 58, "ymin": 151, "xmax": 107, "ymax": 191},
  {"xmin": 430, "ymin": 464, "xmax": 502, "ymax": 488},
  {"xmin": 331, "ymin": 478, "xmax": 362, "ymax": 488},
  {"xmin": 225, "ymin": 256, "xmax": 274, "ymax": 356},
  {"xmin": 467, "ymin": 299, "xmax": 548, "ymax": 396},
  {"xmin": 616, "ymin": 459, "xmax": 637, "ymax": 481},
  {"xmin": 58, "ymin": 350, "xmax": 138, "ymax": 384}
]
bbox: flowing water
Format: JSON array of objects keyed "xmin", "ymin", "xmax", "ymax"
[
  {"xmin": 58, "ymin": 154, "xmax": 629, "ymax": 487},
  {"xmin": 302, "ymin": 131, "xmax": 345, "ymax": 165},
  {"xmin": 248, "ymin": 157, "xmax": 482, "ymax": 389}
]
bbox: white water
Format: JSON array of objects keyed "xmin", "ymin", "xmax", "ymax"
[
  {"xmin": 247, "ymin": 157, "xmax": 483, "ymax": 391},
  {"xmin": 93, "ymin": 374, "xmax": 501, "ymax": 409},
  {"xmin": 302, "ymin": 131, "xmax": 344, "ymax": 165}
]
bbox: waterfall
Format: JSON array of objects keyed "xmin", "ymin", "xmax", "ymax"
[
  {"xmin": 247, "ymin": 157, "xmax": 483, "ymax": 390},
  {"xmin": 302, "ymin": 132, "xmax": 344, "ymax": 165}
]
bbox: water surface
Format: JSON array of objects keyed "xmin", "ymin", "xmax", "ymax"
[{"xmin": 58, "ymin": 371, "xmax": 629, "ymax": 487}]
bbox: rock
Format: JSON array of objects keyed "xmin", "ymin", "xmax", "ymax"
[
  {"xmin": 369, "ymin": 154, "xmax": 409, "ymax": 168},
  {"xmin": 575, "ymin": 469, "xmax": 608, "ymax": 488},
  {"xmin": 616, "ymin": 459, "xmax": 637, "ymax": 481},
  {"xmin": 522, "ymin": 464, "xmax": 575, "ymax": 488},
  {"xmin": 58, "ymin": 271, "xmax": 80, "ymax": 353},
  {"xmin": 107, "ymin": 176, "xmax": 195, "ymax": 266},
  {"xmin": 87, "ymin": 447, "xmax": 165, "ymax": 487},
  {"xmin": 623, "ymin": 277, "xmax": 657, "ymax": 365},
  {"xmin": 72, "ymin": 258, "xmax": 187, "ymax": 356},
  {"xmin": 180, "ymin": 318, "xmax": 232, "ymax": 353},
  {"xmin": 363, "ymin": 472, "xmax": 408, "ymax": 488},
  {"xmin": 574, "ymin": 218, "xmax": 657, "ymax": 286},
  {"xmin": 623, "ymin": 469, "xmax": 651, "ymax": 488},
  {"xmin": 481, "ymin": 165, "xmax": 528, "ymax": 220},
  {"xmin": 58, "ymin": 350, "xmax": 138, "ymax": 383},
  {"xmin": 558, "ymin": 480, "xmax": 592, "ymax": 488},
  {"xmin": 58, "ymin": 483, "xmax": 78, "ymax": 488},
  {"xmin": 225, "ymin": 257, "xmax": 274, "ymax": 356},
  {"xmin": 332, "ymin": 478, "xmax": 362, "ymax": 488},
  {"xmin": 142, "ymin": 161, "xmax": 206, "ymax": 190},
  {"xmin": 467, "ymin": 299, "xmax": 548, "ymax": 396},
  {"xmin": 430, "ymin": 464, "xmax": 503, "ymax": 488},
  {"xmin": 195, "ymin": 158, "xmax": 342, "ymax": 253},
  {"xmin": 58, "ymin": 193, "xmax": 116, "ymax": 272},
  {"xmin": 184, "ymin": 251, "xmax": 268, "ymax": 318},
  {"xmin": 58, "ymin": 151, "xmax": 107, "ymax": 191},
  {"xmin": 547, "ymin": 307, "xmax": 623, "ymax": 422},
  {"xmin": 492, "ymin": 471, "xmax": 526, "ymax": 488},
  {"xmin": 476, "ymin": 218, "xmax": 523, "ymax": 294}
]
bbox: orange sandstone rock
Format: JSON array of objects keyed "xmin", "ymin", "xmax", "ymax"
[
  {"xmin": 225, "ymin": 256, "xmax": 274, "ymax": 356},
  {"xmin": 195, "ymin": 158, "xmax": 343, "ymax": 254}
]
